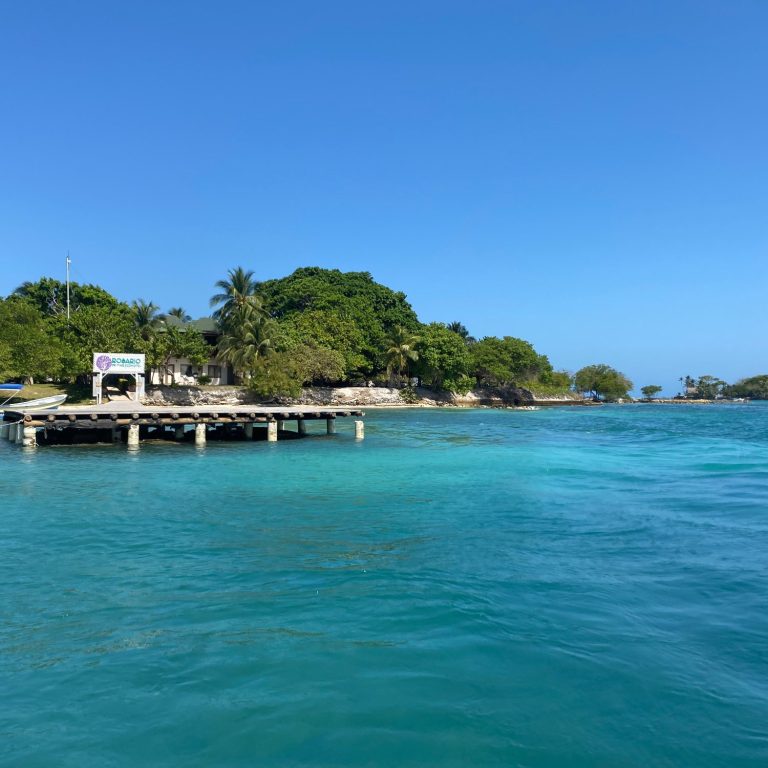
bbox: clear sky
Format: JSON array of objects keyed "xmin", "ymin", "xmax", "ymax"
[{"xmin": 1, "ymin": 1, "xmax": 766, "ymax": 395}]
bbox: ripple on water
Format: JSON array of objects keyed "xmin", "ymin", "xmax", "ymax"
[{"xmin": 1, "ymin": 404, "xmax": 768, "ymax": 767}]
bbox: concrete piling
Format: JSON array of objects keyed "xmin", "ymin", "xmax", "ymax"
[
  {"xmin": 3, "ymin": 406, "xmax": 364, "ymax": 450},
  {"xmin": 22, "ymin": 426, "xmax": 37, "ymax": 448}
]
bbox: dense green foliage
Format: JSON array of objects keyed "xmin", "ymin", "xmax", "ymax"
[
  {"xmin": 416, "ymin": 323, "xmax": 473, "ymax": 393},
  {"xmin": 575, "ymin": 364, "xmax": 633, "ymax": 401},
  {"xmin": 259, "ymin": 268, "xmax": 420, "ymax": 378},
  {"xmin": 693, "ymin": 375, "xmax": 727, "ymax": 400},
  {"xmin": 470, "ymin": 336, "xmax": 550, "ymax": 387},
  {"xmin": 641, "ymin": 384, "xmax": 663, "ymax": 399},
  {"xmin": 1, "ymin": 278, "xmax": 209, "ymax": 384},
  {"xmin": 0, "ymin": 298, "xmax": 64, "ymax": 382},
  {"xmin": 14, "ymin": 277, "xmax": 121, "ymax": 316},
  {"xmin": 383, "ymin": 326, "xmax": 421, "ymax": 382},
  {"xmin": 17, "ymin": 268, "xmax": 742, "ymax": 403},
  {"xmin": 725, "ymin": 375, "xmax": 768, "ymax": 400}
]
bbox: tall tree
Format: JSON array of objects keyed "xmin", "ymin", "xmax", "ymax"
[
  {"xmin": 0, "ymin": 298, "xmax": 63, "ymax": 382},
  {"xmin": 216, "ymin": 306, "xmax": 274, "ymax": 382},
  {"xmin": 417, "ymin": 323, "xmax": 472, "ymax": 392},
  {"xmin": 383, "ymin": 326, "xmax": 420, "ymax": 382},
  {"xmin": 446, "ymin": 321, "xmax": 476, "ymax": 344},
  {"xmin": 167, "ymin": 307, "xmax": 191, "ymax": 322},
  {"xmin": 470, "ymin": 336, "xmax": 546, "ymax": 387},
  {"xmin": 132, "ymin": 300, "xmax": 165, "ymax": 341},
  {"xmin": 53, "ymin": 303, "xmax": 138, "ymax": 381},
  {"xmin": 210, "ymin": 267, "xmax": 262, "ymax": 325},
  {"xmin": 258, "ymin": 268, "xmax": 420, "ymax": 376},
  {"xmin": 574, "ymin": 364, "xmax": 633, "ymax": 401},
  {"xmin": 695, "ymin": 375, "xmax": 726, "ymax": 399},
  {"xmin": 14, "ymin": 277, "xmax": 120, "ymax": 316}
]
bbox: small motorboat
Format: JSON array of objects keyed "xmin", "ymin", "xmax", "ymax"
[{"xmin": 0, "ymin": 384, "xmax": 68, "ymax": 412}]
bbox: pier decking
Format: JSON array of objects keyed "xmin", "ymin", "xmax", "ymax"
[{"xmin": 1, "ymin": 404, "xmax": 365, "ymax": 448}]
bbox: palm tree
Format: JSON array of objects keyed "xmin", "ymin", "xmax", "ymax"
[
  {"xmin": 210, "ymin": 267, "xmax": 263, "ymax": 326},
  {"xmin": 216, "ymin": 306, "xmax": 274, "ymax": 381},
  {"xmin": 167, "ymin": 307, "xmax": 191, "ymax": 322},
  {"xmin": 447, "ymin": 321, "xmax": 476, "ymax": 344},
  {"xmin": 133, "ymin": 299, "xmax": 165, "ymax": 341},
  {"xmin": 383, "ymin": 326, "xmax": 420, "ymax": 383}
]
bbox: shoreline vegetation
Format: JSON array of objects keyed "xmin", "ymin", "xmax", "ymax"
[{"xmin": 2, "ymin": 266, "xmax": 765, "ymax": 406}]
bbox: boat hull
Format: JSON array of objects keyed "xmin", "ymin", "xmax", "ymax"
[{"xmin": 0, "ymin": 394, "xmax": 68, "ymax": 412}]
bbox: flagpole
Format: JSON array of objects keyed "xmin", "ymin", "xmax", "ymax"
[{"xmin": 66, "ymin": 251, "xmax": 71, "ymax": 321}]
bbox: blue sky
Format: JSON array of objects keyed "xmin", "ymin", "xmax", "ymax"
[{"xmin": 1, "ymin": 1, "xmax": 766, "ymax": 394}]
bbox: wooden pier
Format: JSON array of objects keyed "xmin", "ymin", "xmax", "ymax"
[{"xmin": 0, "ymin": 405, "xmax": 365, "ymax": 448}]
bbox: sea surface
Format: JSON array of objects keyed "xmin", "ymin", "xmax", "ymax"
[{"xmin": 2, "ymin": 404, "xmax": 767, "ymax": 767}]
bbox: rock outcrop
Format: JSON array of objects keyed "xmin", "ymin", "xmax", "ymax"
[
  {"xmin": 143, "ymin": 386, "xmax": 259, "ymax": 406},
  {"xmin": 142, "ymin": 384, "xmax": 581, "ymax": 408}
]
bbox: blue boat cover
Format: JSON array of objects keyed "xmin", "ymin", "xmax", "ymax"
[{"xmin": 0, "ymin": 383, "xmax": 24, "ymax": 390}]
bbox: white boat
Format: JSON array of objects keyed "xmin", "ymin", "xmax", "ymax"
[{"xmin": 0, "ymin": 384, "xmax": 68, "ymax": 412}]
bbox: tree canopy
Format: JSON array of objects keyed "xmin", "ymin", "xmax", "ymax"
[
  {"xmin": 693, "ymin": 375, "xmax": 727, "ymax": 400},
  {"xmin": 416, "ymin": 323, "xmax": 472, "ymax": 392},
  {"xmin": 259, "ymin": 268, "xmax": 420, "ymax": 377},
  {"xmin": 726, "ymin": 375, "xmax": 768, "ymax": 400},
  {"xmin": 2, "ymin": 267, "xmax": 640, "ymax": 399},
  {"xmin": 470, "ymin": 336, "xmax": 549, "ymax": 387},
  {"xmin": 14, "ymin": 277, "xmax": 121, "ymax": 316},
  {"xmin": 574, "ymin": 364, "xmax": 633, "ymax": 401}
]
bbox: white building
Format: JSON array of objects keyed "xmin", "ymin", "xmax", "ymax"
[{"xmin": 149, "ymin": 317, "xmax": 235, "ymax": 386}]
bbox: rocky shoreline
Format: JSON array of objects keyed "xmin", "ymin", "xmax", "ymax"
[{"xmin": 141, "ymin": 385, "xmax": 588, "ymax": 409}]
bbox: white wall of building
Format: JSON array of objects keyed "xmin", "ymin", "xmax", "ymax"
[{"xmin": 150, "ymin": 356, "xmax": 231, "ymax": 386}]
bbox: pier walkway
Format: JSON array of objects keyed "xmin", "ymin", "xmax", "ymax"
[{"xmin": 1, "ymin": 404, "xmax": 365, "ymax": 448}]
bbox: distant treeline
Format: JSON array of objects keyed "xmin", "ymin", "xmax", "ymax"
[
  {"xmin": 0, "ymin": 266, "xmax": 644, "ymax": 399},
  {"xmin": 669, "ymin": 375, "xmax": 768, "ymax": 401}
]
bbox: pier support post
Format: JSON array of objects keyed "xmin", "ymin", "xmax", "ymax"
[
  {"xmin": 195, "ymin": 423, "xmax": 206, "ymax": 446},
  {"xmin": 0, "ymin": 423, "xmax": 8, "ymax": 440},
  {"xmin": 326, "ymin": 418, "xmax": 336, "ymax": 435},
  {"xmin": 267, "ymin": 421, "xmax": 278, "ymax": 442},
  {"xmin": 127, "ymin": 424, "xmax": 140, "ymax": 448},
  {"xmin": 355, "ymin": 420, "xmax": 365, "ymax": 440},
  {"xmin": 297, "ymin": 419, "xmax": 306, "ymax": 436},
  {"xmin": 6, "ymin": 423, "xmax": 16, "ymax": 442},
  {"xmin": 277, "ymin": 420, "xmax": 285, "ymax": 432},
  {"xmin": 174, "ymin": 425, "xmax": 185, "ymax": 441},
  {"xmin": 22, "ymin": 426, "xmax": 37, "ymax": 448},
  {"xmin": 245, "ymin": 423, "xmax": 254, "ymax": 440},
  {"xmin": 16, "ymin": 424, "xmax": 24, "ymax": 444},
  {"xmin": 112, "ymin": 427, "xmax": 121, "ymax": 443}
]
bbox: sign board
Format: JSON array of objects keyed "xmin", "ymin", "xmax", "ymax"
[{"xmin": 92, "ymin": 353, "xmax": 146, "ymax": 375}]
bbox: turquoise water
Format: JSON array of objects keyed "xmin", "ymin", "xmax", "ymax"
[{"xmin": 2, "ymin": 404, "xmax": 767, "ymax": 767}]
